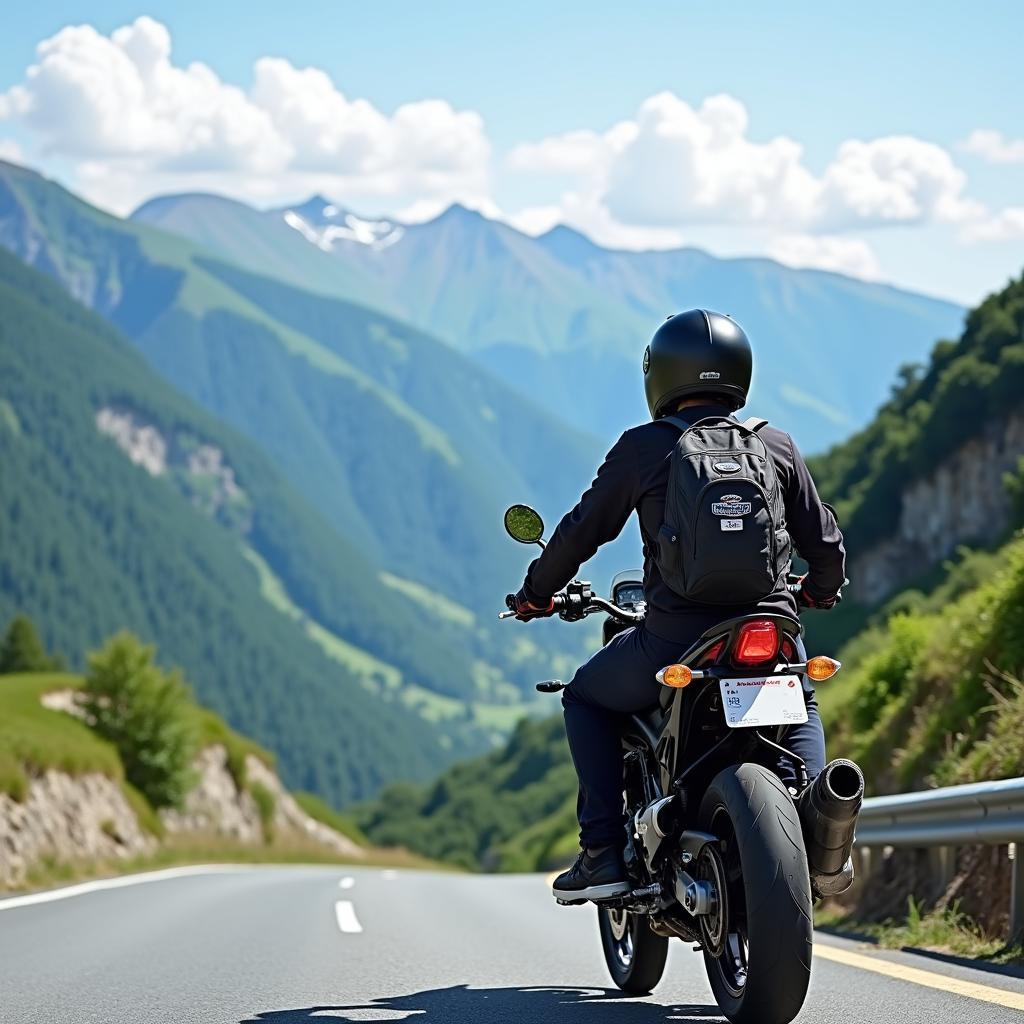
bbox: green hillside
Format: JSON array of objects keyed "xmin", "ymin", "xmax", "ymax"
[
  {"xmin": 803, "ymin": 271, "xmax": 1024, "ymax": 654},
  {"xmin": 355, "ymin": 272, "xmax": 1024, "ymax": 868},
  {"xmin": 809, "ymin": 272, "xmax": 1024, "ymax": 553},
  {"xmin": 0, "ymin": 619, "xmax": 365, "ymax": 870},
  {"xmin": 0, "ymin": 247, "xmax": 498, "ymax": 803},
  {"xmin": 132, "ymin": 194, "xmax": 964, "ymax": 452},
  {"xmin": 0, "ymin": 159, "xmax": 604, "ymax": 698}
]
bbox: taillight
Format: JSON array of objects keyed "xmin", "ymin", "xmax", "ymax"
[
  {"xmin": 699, "ymin": 640, "xmax": 726, "ymax": 666},
  {"xmin": 781, "ymin": 637, "xmax": 797, "ymax": 661},
  {"xmin": 733, "ymin": 620, "xmax": 779, "ymax": 665}
]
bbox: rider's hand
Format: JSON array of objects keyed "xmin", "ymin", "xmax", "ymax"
[
  {"xmin": 795, "ymin": 575, "xmax": 841, "ymax": 610},
  {"xmin": 506, "ymin": 587, "xmax": 556, "ymax": 622}
]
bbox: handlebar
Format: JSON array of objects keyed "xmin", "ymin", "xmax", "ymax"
[
  {"xmin": 499, "ymin": 584, "xmax": 644, "ymax": 624},
  {"xmin": 500, "ymin": 574, "xmax": 845, "ymax": 621}
]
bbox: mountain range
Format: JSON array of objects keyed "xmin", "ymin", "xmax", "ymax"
[
  {"xmin": 134, "ymin": 192, "xmax": 966, "ymax": 452},
  {"xmin": 0, "ymin": 156, "xmax": 971, "ymax": 810}
]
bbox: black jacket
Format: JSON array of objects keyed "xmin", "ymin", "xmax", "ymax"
[{"xmin": 523, "ymin": 404, "xmax": 846, "ymax": 641}]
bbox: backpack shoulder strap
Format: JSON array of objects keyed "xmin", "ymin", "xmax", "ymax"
[
  {"xmin": 661, "ymin": 415, "xmax": 693, "ymax": 434},
  {"xmin": 740, "ymin": 416, "xmax": 768, "ymax": 432}
]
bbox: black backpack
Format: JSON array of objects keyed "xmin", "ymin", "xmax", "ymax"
[{"xmin": 656, "ymin": 415, "xmax": 791, "ymax": 605}]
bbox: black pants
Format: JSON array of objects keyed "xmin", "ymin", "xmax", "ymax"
[{"xmin": 561, "ymin": 625, "xmax": 827, "ymax": 848}]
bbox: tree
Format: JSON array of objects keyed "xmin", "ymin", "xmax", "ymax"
[
  {"xmin": 82, "ymin": 633, "xmax": 196, "ymax": 809},
  {"xmin": 0, "ymin": 615, "xmax": 61, "ymax": 674}
]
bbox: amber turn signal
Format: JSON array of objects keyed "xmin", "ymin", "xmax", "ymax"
[
  {"xmin": 806, "ymin": 655, "xmax": 841, "ymax": 682},
  {"xmin": 657, "ymin": 664, "xmax": 693, "ymax": 688}
]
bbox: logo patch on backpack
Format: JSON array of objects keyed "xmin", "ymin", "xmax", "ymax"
[
  {"xmin": 714, "ymin": 460, "xmax": 741, "ymax": 473},
  {"xmin": 712, "ymin": 494, "xmax": 752, "ymax": 517}
]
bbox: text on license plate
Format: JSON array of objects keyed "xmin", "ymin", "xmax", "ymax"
[{"xmin": 719, "ymin": 675, "xmax": 807, "ymax": 729}]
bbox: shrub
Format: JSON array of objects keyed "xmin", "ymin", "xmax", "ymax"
[
  {"xmin": 0, "ymin": 615, "xmax": 62, "ymax": 674},
  {"xmin": 850, "ymin": 613, "xmax": 933, "ymax": 732},
  {"xmin": 82, "ymin": 633, "xmax": 196, "ymax": 809}
]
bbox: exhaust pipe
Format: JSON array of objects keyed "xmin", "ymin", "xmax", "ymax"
[{"xmin": 798, "ymin": 758, "xmax": 864, "ymax": 896}]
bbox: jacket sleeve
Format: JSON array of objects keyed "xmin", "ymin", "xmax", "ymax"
[
  {"xmin": 523, "ymin": 431, "xmax": 640, "ymax": 603},
  {"xmin": 784, "ymin": 434, "xmax": 847, "ymax": 601}
]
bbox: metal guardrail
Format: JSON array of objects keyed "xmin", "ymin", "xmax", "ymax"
[{"xmin": 855, "ymin": 777, "xmax": 1024, "ymax": 939}]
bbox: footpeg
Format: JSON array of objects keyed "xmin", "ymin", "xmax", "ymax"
[{"xmin": 629, "ymin": 882, "xmax": 662, "ymax": 901}]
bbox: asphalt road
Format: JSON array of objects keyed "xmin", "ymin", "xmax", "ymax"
[{"xmin": 1, "ymin": 865, "xmax": 1022, "ymax": 1024}]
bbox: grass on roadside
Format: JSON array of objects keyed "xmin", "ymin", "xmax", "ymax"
[
  {"xmin": 0, "ymin": 673, "xmax": 123, "ymax": 799},
  {"xmin": 816, "ymin": 899, "xmax": 1024, "ymax": 966}
]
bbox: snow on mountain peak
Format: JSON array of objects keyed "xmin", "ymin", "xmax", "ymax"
[{"xmin": 282, "ymin": 207, "xmax": 404, "ymax": 252}]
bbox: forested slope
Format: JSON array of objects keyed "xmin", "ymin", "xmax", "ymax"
[
  {"xmin": 0, "ymin": 159, "xmax": 606, "ymax": 708},
  {"xmin": 0, "ymin": 248, "xmax": 475, "ymax": 804}
]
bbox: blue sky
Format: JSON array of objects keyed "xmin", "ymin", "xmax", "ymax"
[{"xmin": 0, "ymin": 3, "xmax": 1021, "ymax": 303}]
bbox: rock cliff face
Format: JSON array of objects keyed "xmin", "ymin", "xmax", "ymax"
[
  {"xmin": 0, "ymin": 772, "xmax": 156, "ymax": 887},
  {"xmin": 96, "ymin": 405, "xmax": 252, "ymax": 531},
  {"xmin": 161, "ymin": 745, "xmax": 362, "ymax": 858},
  {"xmin": 851, "ymin": 413, "xmax": 1024, "ymax": 604},
  {"xmin": 1, "ymin": 694, "xmax": 362, "ymax": 888}
]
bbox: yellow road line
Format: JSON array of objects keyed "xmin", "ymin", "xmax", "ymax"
[{"xmin": 815, "ymin": 942, "xmax": 1024, "ymax": 1012}]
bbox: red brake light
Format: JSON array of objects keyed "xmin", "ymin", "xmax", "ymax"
[
  {"xmin": 733, "ymin": 620, "xmax": 780, "ymax": 665},
  {"xmin": 699, "ymin": 640, "xmax": 726, "ymax": 666}
]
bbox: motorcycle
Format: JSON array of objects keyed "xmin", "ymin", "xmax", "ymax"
[{"xmin": 500, "ymin": 503, "xmax": 863, "ymax": 1024}]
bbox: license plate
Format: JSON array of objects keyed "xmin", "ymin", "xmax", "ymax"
[{"xmin": 719, "ymin": 675, "xmax": 807, "ymax": 729}]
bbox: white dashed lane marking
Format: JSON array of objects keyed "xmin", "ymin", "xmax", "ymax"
[{"xmin": 334, "ymin": 900, "xmax": 363, "ymax": 934}]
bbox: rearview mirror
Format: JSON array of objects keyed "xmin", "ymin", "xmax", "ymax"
[{"xmin": 504, "ymin": 504, "xmax": 545, "ymax": 545}]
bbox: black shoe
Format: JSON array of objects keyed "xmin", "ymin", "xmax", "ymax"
[{"xmin": 552, "ymin": 846, "xmax": 629, "ymax": 903}]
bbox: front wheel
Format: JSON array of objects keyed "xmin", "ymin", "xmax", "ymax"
[
  {"xmin": 598, "ymin": 906, "xmax": 668, "ymax": 994},
  {"xmin": 698, "ymin": 763, "xmax": 813, "ymax": 1024}
]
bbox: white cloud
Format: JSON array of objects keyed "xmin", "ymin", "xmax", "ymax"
[
  {"xmin": 4, "ymin": 18, "xmax": 286, "ymax": 172},
  {"xmin": 603, "ymin": 93, "xmax": 818, "ymax": 228},
  {"xmin": 1, "ymin": 20, "xmax": 1016, "ymax": 287},
  {"xmin": 0, "ymin": 137, "xmax": 22, "ymax": 163},
  {"xmin": 768, "ymin": 234, "xmax": 881, "ymax": 280},
  {"xmin": 394, "ymin": 194, "xmax": 502, "ymax": 224},
  {"xmin": 816, "ymin": 136, "xmax": 982, "ymax": 228},
  {"xmin": 512, "ymin": 93, "xmax": 985, "ymax": 238},
  {"xmin": 507, "ymin": 127, "xmax": 617, "ymax": 176},
  {"xmin": 0, "ymin": 16, "xmax": 490, "ymax": 213},
  {"xmin": 961, "ymin": 207, "xmax": 1024, "ymax": 243},
  {"xmin": 506, "ymin": 204, "xmax": 564, "ymax": 236},
  {"xmin": 960, "ymin": 129, "xmax": 1024, "ymax": 165}
]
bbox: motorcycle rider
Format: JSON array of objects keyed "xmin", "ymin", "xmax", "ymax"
[{"xmin": 509, "ymin": 310, "xmax": 846, "ymax": 902}]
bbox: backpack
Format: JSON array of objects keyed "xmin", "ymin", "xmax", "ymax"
[{"xmin": 655, "ymin": 415, "xmax": 791, "ymax": 605}]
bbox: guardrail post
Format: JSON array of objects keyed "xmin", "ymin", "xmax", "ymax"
[
  {"xmin": 1011, "ymin": 843, "xmax": 1024, "ymax": 943},
  {"xmin": 928, "ymin": 846, "xmax": 955, "ymax": 896}
]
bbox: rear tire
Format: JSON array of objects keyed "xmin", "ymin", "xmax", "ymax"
[
  {"xmin": 698, "ymin": 763, "xmax": 813, "ymax": 1024},
  {"xmin": 598, "ymin": 906, "xmax": 669, "ymax": 994}
]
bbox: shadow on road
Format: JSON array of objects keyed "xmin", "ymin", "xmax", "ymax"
[{"xmin": 241, "ymin": 985, "xmax": 725, "ymax": 1023}]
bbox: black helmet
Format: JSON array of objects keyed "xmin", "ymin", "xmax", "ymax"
[{"xmin": 643, "ymin": 309, "xmax": 752, "ymax": 419}]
